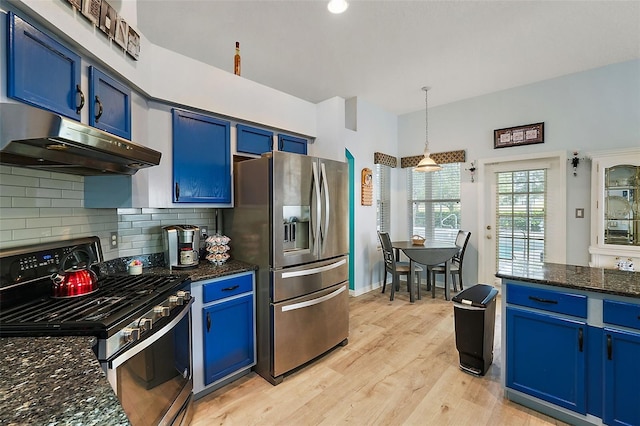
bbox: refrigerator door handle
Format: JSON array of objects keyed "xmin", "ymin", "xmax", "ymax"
[
  {"xmin": 311, "ymin": 161, "xmax": 321, "ymax": 254},
  {"xmin": 281, "ymin": 258, "xmax": 347, "ymax": 279},
  {"xmin": 281, "ymin": 285, "xmax": 346, "ymax": 312},
  {"xmin": 320, "ymin": 162, "xmax": 330, "ymax": 248}
]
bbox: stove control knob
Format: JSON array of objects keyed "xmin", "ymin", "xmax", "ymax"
[
  {"xmin": 122, "ymin": 327, "xmax": 140, "ymax": 343},
  {"xmin": 169, "ymin": 295, "xmax": 179, "ymax": 306},
  {"xmin": 177, "ymin": 290, "xmax": 191, "ymax": 301},
  {"xmin": 153, "ymin": 305, "xmax": 170, "ymax": 317},
  {"xmin": 139, "ymin": 317, "xmax": 153, "ymax": 332}
]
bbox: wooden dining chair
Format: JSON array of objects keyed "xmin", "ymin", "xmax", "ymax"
[
  {"xmin": 429, "ymin": 230, "xmax": 471, "ymax": 292},
  {"xmin": 377, "ymin": 231, "xmax": 422, "ymax": 301}
]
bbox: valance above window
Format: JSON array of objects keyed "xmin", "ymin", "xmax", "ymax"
[
  {"xmin": 400, "ymin": 150, "xmax": 466, "ymax": 168},
  {"xmin": 374, "ymin": 152, "xmax": 397, "ymax": 168}
]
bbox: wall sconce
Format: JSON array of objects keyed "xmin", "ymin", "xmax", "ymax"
[
  {"xmin": 569, "ymin": 151, "xmax": 585, "ymax": 177},
  {"xmin": 466, "ymin": 161, "xmax": 477, "ymax": 182}
]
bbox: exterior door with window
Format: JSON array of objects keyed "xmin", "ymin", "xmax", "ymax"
[{"xmin": 479, "ymin": 156, "xmax": 566, "ymax": 287}]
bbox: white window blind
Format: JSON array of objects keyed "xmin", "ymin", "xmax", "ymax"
[
  {"xmin": 496, "ymin": 169, "xmax": 546, "ymax": 275},
  {"xmin": 408, "ymin": 163, "xmax": 461, "ymax": 241},
  {"xmin": 375, "ymin": 164, "xmax": 390, "ymax": 232}
]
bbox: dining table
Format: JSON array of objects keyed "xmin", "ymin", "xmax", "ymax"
[{"xmin": 391, "ymin": 240, "xmax": 460, "ymax": 302}]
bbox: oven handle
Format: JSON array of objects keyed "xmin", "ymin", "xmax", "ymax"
[
  {"xmin": 109, "ymin": 298, "xmax": 194, "ymax": 370},
  {"xmin": 281, "ymin": 285, "xmax": 346, "ymax": 312}
]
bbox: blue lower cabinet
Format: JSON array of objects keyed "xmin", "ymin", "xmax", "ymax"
[
  {"xmin": 506, "ymin": 306, "xmax": 587, "ymax": 414},
  {"xmin": 202, "ymin": 294, "xmax": 254, "ymax": 386},
  {"xmin": 278, "ymin": 134, "xmax": 307, "ymax": 155},
  {"xmin": 603, "ymin": 328, "xmax": 640, "ymax": 426}
]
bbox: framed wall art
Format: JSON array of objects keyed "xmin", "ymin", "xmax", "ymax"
[{"xmin": 494, "ymin": 122, "xmax": 544, "ymax": 149}]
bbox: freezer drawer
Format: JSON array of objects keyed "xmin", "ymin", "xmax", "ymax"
[
  {"xmin": 272, "ymin": 255, "xmax": 348, "ymax": 303},
  {"xmin": 272, "ymin": 282, "xmax": 349, "ymax": 378}
]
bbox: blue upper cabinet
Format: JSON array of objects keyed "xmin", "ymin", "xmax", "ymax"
[
  {"xmin": 7, "ymin": 12, "xmax": 83, "ymax": 120},
  {"xmin": 236, "ymin": 124, "xmax": 273, "ymax": 155},
  {"xmin": 172, "ymin": 109, "xmax": 231, "ymax": 204},
  {"xmin": 278, "ymin": 134, "xmax": 308, "ymax": 155},
  {"xmin": 89, "ymin": 67, "xmax": 132, "ymax": 140}
]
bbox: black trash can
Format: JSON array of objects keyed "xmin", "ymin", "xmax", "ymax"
[{"xmin": 452, "ymin": 284, "xmax": 499, "ymax": 376}]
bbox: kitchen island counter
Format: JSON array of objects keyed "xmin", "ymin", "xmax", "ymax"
[
  {"xmin": 496, "ymin": 262, "xmax": 640, "ymax": 299},
  {"xmin": 0, "ymin": 336, "xmax": 130, "ymax": 426}
]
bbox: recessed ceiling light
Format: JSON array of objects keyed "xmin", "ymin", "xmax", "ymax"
[{"xmin": 327, "ymin": 0, "xmax": 348, "ymax": 14}]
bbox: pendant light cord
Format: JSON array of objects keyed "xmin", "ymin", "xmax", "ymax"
[{"xmin": 423, "ymin": 86, "xmax": 430, "ymax": 153}]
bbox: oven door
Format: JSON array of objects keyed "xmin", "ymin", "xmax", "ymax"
[{"xmin": 104, "ymin": 299, "xmax": 194, "ymax": 426}]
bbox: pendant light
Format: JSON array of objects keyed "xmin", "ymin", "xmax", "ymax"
[
  {"xmin": 327, "ymin": 0, "xmax": 349, "ymax": 14},
  {"xmin": 414, "ymin": 86, "xmax": 442, "ymax": 172}
]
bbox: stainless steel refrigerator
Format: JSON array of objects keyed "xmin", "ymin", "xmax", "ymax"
[{"xmin": 225, "ymin": 151, "xmax": 349, "ymax": 385}]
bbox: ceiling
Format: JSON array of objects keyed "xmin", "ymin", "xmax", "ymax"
[{"xmin": 136, "ymin": 0, "xmax": 640, "ymax": 116}]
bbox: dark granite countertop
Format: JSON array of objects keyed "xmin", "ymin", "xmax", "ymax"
[
  {"xmin": 137, "ymin": 259, "xmax": 257, "ymax": 282},
  {"xmin": 0, "ymin": 260, "xmax": 256, "ymax": 425},
  {"xmin": 496, "ymin": 262, "xmax": 640, "ymax": 299},
  {"xmin": 0, "ymin": 336, "xmax": 129, "ymax": 426}
]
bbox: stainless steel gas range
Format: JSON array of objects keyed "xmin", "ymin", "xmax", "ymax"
[{"xmin": 0, "ymin": 237, "xmax": 194, "ymax": 426}]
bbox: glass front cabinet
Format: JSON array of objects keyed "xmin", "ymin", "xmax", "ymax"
[{"xmin": 589, "ymin": 148, "xmax": 640, "ymax": 268}]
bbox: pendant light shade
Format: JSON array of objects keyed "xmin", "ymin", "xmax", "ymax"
[
  {"xmin": 415, "ymin": 87, "xmax": 442, "ymax": 172},
  {"xmin": 328, "ymin": 0, "xmax": 349, "ymax": 14}
]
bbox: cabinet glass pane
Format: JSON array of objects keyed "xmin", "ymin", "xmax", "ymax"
[{"xmin": 604, "ymin": 165, "xmax": 639, "ymax": 246}]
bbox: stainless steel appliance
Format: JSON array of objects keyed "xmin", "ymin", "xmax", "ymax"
[
  {"xmin": 0, "ymin": 237, "xmax": 193, "ymax": 425},
  {"xmin": 0, "ymin": 103, "xmax": 161, "ymax": 176},
  {"xmin": 225, "ymin": 151, "xmax": 349, "ymax": 385},
  {"xmin": 163, "ymin": 225, "xmax": 200, "ymax": 270}
]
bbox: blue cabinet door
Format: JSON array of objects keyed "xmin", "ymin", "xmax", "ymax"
[
  {"xmin": 89, "ymin": 67, "xmax": 132, "ymax": 139},
  {"xmin": 506, "ymin": 306, "xmax": 587, "ymax": 414},
  {"xmin": 603, "ymin": 328, "xmax": 640, "ymax": 426},
  {"xmin": 172, "ymin": 109, "xmax": 231, "ymax": 203},
  {"xmin": 7, "ymin": 12, "xmax": 82, "ymax": 120},
  {"xmin": 278, "ymin": 134, "xmax": 307, "ymax": 155},
  {"xmin": 202, "ymin": 294, "xmax": 254, "ymax": 386},
  {"xmin": 237, "ymin": 124, "xmax": 273, "ymax": 155}
]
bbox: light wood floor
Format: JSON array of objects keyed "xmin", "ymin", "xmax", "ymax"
[{"xmin": 191, "ymin": 286, "xmax": 568, "ymax": 426}]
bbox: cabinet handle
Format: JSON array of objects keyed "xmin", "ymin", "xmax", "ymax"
[
  {"xmin": 222, "ymin": 285, "xmax": 240, "ymax": 292},
  {"xmin": 75, "ymin": 85, "xmax": 85, "ymax": 114},
  {"xmin": 94, "ymin": 96, "xmax": 103, "ymax": 122},
  {"xmin": 206, "ymin": 312, "xmax": 211, "ymax": 332},
  {"xmin": 175, "ymin": 182, "xmax": 180, "ymax": 201},
  {"xmin": 607, "ymin": 334, "xmax": 612, "ymax": 360},
  {"xmin": 528, "ymin": 296, "xmax": 558, "ymax": 304},
  {"xmin": 578, "ymin": 328, "xmax": 583, "ymax": 352}
]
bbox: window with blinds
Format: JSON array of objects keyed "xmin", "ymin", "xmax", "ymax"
[
  {"xmin": 496, "ymin": 169, "xmax": 546, "ymax": 275},
  {"xmin": 408, "ymin": 163, "xmax": 461, "ymax": 241},
  {"xmin": 375, "ymin": 164, "xmax": 390, "ymax": 232}
]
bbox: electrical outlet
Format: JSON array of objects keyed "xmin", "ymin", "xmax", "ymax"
[{"xmin": 110, "ymin": 232, "xmax": 118, "ymax": 249}]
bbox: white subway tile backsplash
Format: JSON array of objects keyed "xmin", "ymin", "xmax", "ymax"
[
  {"xmin": 13, "ymin": 197, "xmax": 52, "ymax": 208},
  {"xmin": 0, "ymin": 186, "xmax": 27, "ymax": 197},
  {"xmin": 0, "ymin": 207, "xmax": 40, "ymax": 219},
  {"xmin": 0, "ymin": 173, "xmax": 218, "ymax": 260},
  {"xmin": 51, "ymin": 198, "xmax": 82, "ymax": 208},
  {"xmin": 26, "ymin": 217, "xmax": 62, "ymax": 228},
  {"xmin": 13, "ymin": 227, "xmax": 53, "ymax": 240},
  {"xmin": 1, "ymin": 174, "xmax": 40, "ymax": 187}
]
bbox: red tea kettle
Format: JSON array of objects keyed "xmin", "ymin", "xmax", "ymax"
[{"xmin": 51, "ymin": 248, "xmax": 99, "ymax": 298}]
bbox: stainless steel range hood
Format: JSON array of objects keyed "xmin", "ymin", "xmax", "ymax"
[{"xmin": 0, "ymin": 103, "xmax": 161, "ymax": 176}]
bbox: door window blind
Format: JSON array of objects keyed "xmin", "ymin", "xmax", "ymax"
[{"xmin": 496, "ymin": 169, "xmax": 546, "ymax": 275}]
